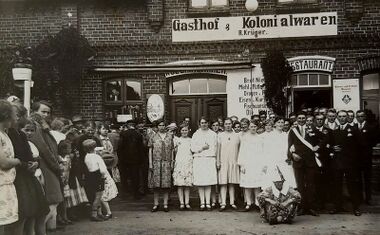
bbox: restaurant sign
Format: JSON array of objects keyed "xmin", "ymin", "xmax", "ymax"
[
  {"xmin": 288, "ymin": 56, "xmax": 336, "ymax": 73},
  {"xmin": 172, "ymin": 12, "xmax": 337, "ymax": 42}
]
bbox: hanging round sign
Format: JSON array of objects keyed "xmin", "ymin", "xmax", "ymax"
[{"xmin": 147, "ymin": 94, "xmax": 164, "ymax": 122}]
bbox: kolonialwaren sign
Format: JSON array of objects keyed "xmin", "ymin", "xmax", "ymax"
[{"xmin": 172, "ymin": 12, "xmax": 337, "ymax": 42}]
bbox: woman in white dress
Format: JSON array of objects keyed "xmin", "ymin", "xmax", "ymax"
[
  {"xmin": 191, "ymin": 117, "xmax": 218, "ymax": 211},
  {"xmin": 0, "ymin": 100, "xmax": 21, "ymax": 235},
  {"xmin": 217, "ymin": 118, "xmax": 240, "ymax": 211},
  {"xmin": 172, "ymin": 124, "xmax": 193, "ymax": 210},
  {"xmin": 238, "ymin": 120, "xmax": 266, "ymax": 211},
  {"xmin": 264, "ymin": 117, "xmax": 297, "ymax": 188}
]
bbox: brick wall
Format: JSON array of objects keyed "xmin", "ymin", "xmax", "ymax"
[{"xmin": 1, "ymin": 0, "xmax": 380, "ymax": 120}]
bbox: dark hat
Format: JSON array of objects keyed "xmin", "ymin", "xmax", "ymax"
[{"xmin": 126, "ymin": 119, "xmax": 137, "ymax": 125}]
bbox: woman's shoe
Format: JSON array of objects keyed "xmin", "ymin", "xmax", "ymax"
[
  {"xmin": 230, "ymin": 204, "xmax": 238, "ymax": 210},
  {"xmin": 185, "ymin": 204, "xmax": 192, "ymax": 210},
  {"xmin": 219, "ymin": 205, "xmax": 226, "ymax": 212},
  {"xmin": 103, "ymin": 214, "xmax": 112, "ymax": 220},
  {"xmin": 151, "ymin": 205, "xmax": 159, "ymax": 212},
  {"xmin": 206, "ymin": 204, "xmax": 212, "ymax": 211},
  {"xmin": 244, "ymin": 205, "xmax": 251, "ymax": 212},
  {"xmin": 200, "ymin": 204, "xmax": 205, "ymax": 211},
  {"xmin": 179, "ymin": 204, "xmax": 185, "ymax": 211},
  {"xmin": 163, "ymin": 205, "xmax": 169, "ymax": 212},
  {"xmin": 211, "ymin": 203, "xmax": 217, "ymax": 209}
]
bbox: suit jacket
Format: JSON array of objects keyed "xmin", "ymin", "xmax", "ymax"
[
  {"xmin": 357, "ymin": 121, "xmax": 376, "ymax": 166},
  {"xmin": 288, "ymin": 125, "xmax": 319, "ymax": 168},
  {"xmin": 329, "ymin": 125, "xmax": 360, "ymax": 170},
  {"xmin": 117, "ymin": 128, "xmax": 144, "ymax": 165},
  {"xmin": 314, "ymin": 126, "xmax": 332, "ymax": 168}
]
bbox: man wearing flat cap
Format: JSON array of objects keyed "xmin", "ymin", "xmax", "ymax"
[{"xmin": 117, "ymin": 119, "xmax": 144, "ymax": 199}]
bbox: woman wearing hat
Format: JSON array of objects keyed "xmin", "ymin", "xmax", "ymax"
[
  {"xmin": 257, "ymin": 167, "xmax": 301, "ymax": 225},
  {"xmin": 148, "ymin": 120, "xmax": 174, "ymax": 212}
]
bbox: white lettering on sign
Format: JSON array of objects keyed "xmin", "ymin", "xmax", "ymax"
[
  {"xmin": 172, "ymin": 12, "xmax": 337, "ymax": 42},
  {"xmin": 227, "ymin": 65, "xmax": 268, "ymax": 119},
  {"xmin": 287, "ymin": 56, "xmax": 336, "ymax": 73}
]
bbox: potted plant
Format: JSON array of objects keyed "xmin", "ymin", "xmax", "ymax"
[{"xmin": 12, "ymin": 46, "xmax": 33, "ymax": 81}]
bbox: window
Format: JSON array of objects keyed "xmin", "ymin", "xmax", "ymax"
[
  {"xmin": 170, "ymin": 77, "xmax": 227, "ymax": 95},
  {"xmin": 105, "ymin": 80, "xmax": 122, "ymax": 103},
  {"xmin": 104, "ymin": 78, "xmax": 143, "ymax": 122},
  {"xmin": 278, "ymin": 0, "xmax": 318, "ymax": 4},
  {"xmin": 126, "ymin": 81, "xmax": 142, "ymax": 100},
  {"xmin": 189, "ymin": 0, "xmax": 228, "ymax": 10},
  {"xmin": 290, "ymin": 73, "xmax": 331, "ymax": 88}
]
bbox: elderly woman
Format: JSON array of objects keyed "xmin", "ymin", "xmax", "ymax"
[
  {"xmin": 0, "ymin": 100, "xmax": 22, "ymax": 235},
  {"xmin": 148, "ymin": 120, "xmax": 174, "ymax": 212},
  {"xmin": 191, "ymin": 117, "xmax": 218, "ymax": 211},
  {"xmin": 258, "ymin": 168, "xmax": 301, "ymax": 225}
]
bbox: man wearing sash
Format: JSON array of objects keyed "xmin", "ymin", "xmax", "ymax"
[
  {"xmin": 288, "ymin": 111, "xmax": 320, "ymax": 216},
  {"xmin": 329, "ymin": 110, "xmax": 361, "ymax": 216}
]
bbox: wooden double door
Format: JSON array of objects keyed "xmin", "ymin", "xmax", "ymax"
[{"xmin": 169, "ymin": 95, "xmax": 227, "ymax": 131}]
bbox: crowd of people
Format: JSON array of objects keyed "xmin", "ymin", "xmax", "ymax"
[{"xmin": 0, "ymin": 97, "xmax": 378, "ymax": 234}]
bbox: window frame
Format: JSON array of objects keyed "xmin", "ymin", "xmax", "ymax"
[
  {"xmin": 103, "ymin": 78, "xmax": 143, "ymax": 104},
  {"xmin": 290, "ymin": 73, "xmax": 331, "ymax": 89},
  {"xmin": 169, "ymin": 76, "xmax": 227, "ymax": 96},
  {"xmin": 277, "ymin": 0, "xmax": 319, "ymax": 4},
  {"xmin": 188, "ymin": 0, "xmax": 230, "ymax": 14}
]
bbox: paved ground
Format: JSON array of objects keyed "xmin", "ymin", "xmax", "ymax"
[
  {"xmin": 53, "ymin": 194, "xmax": 380, "ymax": 235},
  {"xmin": 53, "ymin": 210, "xmax": 379, "ymax": 235}
]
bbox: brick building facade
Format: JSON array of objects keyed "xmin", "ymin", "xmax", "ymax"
[{"xmin": 1, "ymin": 0, "xmax": 380, "ymax": 128}]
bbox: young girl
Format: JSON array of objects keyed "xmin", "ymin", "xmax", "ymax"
[
  {"xmin": 57, "ymin": 140, "xmax": 73, "ymax": 225},
  {"xmin": 83, "ymin": 139, "xmax": 107, "ymax": 222},
  {"xmin": 172, "ymin": 124, "xmax": 193, "ymax": 210}
]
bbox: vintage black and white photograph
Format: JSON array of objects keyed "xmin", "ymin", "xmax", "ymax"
[{"xmin": 0, "ymin": 0, "xmax": 379, "ymax": 234}]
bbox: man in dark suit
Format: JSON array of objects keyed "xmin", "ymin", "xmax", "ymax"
[
  {"xmin": 329, "ymin": 110, "xmax": 361, "ymax": 216},
  {"xmin": 314, "ymin": 114, "xmax": 333, "ymax": 208},
  {"xmin": 117, "ymin": 119, "xmax": 144, "ymax": 199},
  {"xmin": 288, "ymin": 111, "xmax": 320, "ymax": 216},
  {"xmin": 356, "ymin": 110, "xmax": 377, "ymax": 205}
]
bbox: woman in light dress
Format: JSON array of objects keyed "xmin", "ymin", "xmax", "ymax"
[
  {"xmin": 217, "ymin": 118, "xmax": 240, "ymax": 211},
  {"xmin": 0, "ymin": 100, "xmax": 22, "ymax": 235},
  {"xmin": 238, "ymin": 120, "xmax": 266, "ymax": 211},
  {"xmin": 172, "ymin": 124, "xmax": 193, "ymax": 210},
  {"xmin": 191, "ymin": 117, "xmax": 218, "ymax": 211},
  {"xmin": 264, "ymin": 117, "xmax": 297, "ymax": 188}
]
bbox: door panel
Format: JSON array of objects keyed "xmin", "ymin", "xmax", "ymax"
[
  {"xmin": 170, "ymin": 95, "xmax": 227, "ymax": 129},
  {"xmin": 204, "ymin": 97, "xmax": 227, "ymax": 121}
]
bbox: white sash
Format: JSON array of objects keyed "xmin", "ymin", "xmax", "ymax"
[{"xmin": 292, "ymin": 128, "xmax": 322, "ymax": 167}]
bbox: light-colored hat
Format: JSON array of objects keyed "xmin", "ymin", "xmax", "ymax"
[
  {"xmin": 7, "ymin": 95, "xmax": 20, "ymax": 103},
  {"xmin": 166, "ymin": 122, "xmax": 178, "ymax": 130}
]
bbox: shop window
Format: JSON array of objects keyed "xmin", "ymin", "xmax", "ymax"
[
  {"xmin": 291, "ymin": 73, "xmax": 331, "ymax": 88},
  {"xmin": 104, "ymin": 78, "xmax": 143, "ymax": 122},
  {"xmin": 105, "ymin": 80, "xmax": 122, "ymax": 103},
  {"xmin": 126, "ymin": 81, "xmax": 142, "ymax": 100},
  {"xmin": 170, "ymin": 77, "xmax": 226, "ymax": 95}
]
